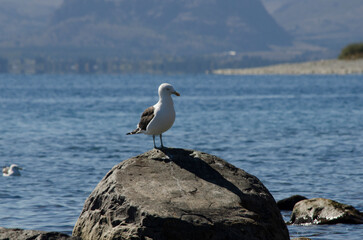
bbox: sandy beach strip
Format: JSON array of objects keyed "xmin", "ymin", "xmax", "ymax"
[{"xmin": 213, "ymin": 59, "xmax": 363, "ymax": 75}]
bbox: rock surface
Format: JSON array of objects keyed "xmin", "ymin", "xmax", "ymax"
[
  {"xmin": 73, "ymin": 148, "xmax": 289, "ymax": 240},
  {"xmin": 277, "ymin": 195, "xmax": 307, "ymax": 211},
  {"xmin": 0, "ymin": 227, "xmax": 79, "ymax": 240},
  {"xmin": 289, "ymin": 198, "xmax": 363, "ymax": 225},
  {"xmin": 213, "ymin": 59, "xmax": 363, "ymax": 75}
]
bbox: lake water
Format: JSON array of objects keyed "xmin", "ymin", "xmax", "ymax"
[{"xmin": 0, "ymin": 74, "xmax": 362, "ymax": 239}]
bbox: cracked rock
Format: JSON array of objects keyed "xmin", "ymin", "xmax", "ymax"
[{"xmin": 73, "ymin": 148, "xmax": 289, "ymax": 240}]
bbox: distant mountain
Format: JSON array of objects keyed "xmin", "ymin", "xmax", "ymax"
[
  {"xmin": 2, "ymin": 0, "xmax": 292, "ymax": 56},
  {"xmin": 0, "ymin": 0, "xmax": 62, "ymax": 47},
  {"xmin": 261, "ymin": 0, "xmax": 363, "ymax": 55},
  {"xmin": 1, "ymin": 0, "xmax": 362, "ymax": 62}
]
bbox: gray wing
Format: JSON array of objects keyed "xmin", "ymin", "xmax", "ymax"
[
  {"xmin": 127, "ymin": 106, "xmax": 155, "ymax": 135},
  {"xmin": 138, "ymin": 106, "xmax": 155, "ymax": 131}
]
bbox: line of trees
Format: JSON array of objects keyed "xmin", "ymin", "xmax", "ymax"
[{"xmin": 339, "ymin": 42, "xmax": 363, "ymax": 60}]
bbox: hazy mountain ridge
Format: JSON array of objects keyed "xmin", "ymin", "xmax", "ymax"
[
  {"xmin": 1, "ymin": 0, "xmax": 292, "ymax": 56},
  {"xmin": 43, "ymin": 0, "xmax": 292, "ymax": 55},
  {"xmin": 1, "ymin": 0, "xmax": 362, "ymax": 67}
]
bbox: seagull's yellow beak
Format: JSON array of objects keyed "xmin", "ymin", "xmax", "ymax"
[{"xmin": 173, "ymin": 91, "xmax": 180, "ymax": 96}]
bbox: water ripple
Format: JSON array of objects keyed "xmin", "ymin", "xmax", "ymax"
[{"xmin": 0, "ymin": 74, "xmax": 362, "ymax": 239}]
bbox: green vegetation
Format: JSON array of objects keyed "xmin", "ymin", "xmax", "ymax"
[{"xmin": 339, "ymin": 42, "xmax": 363, "ymax": 59}]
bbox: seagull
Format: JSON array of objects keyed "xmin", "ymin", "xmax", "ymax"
[
  {"xmin": 127, "ymin": 83, "xmax": 180, "ymax": 148},
  {"xmin": 2, "ymin": 164, "xmax": 22, "ymax": 176}
]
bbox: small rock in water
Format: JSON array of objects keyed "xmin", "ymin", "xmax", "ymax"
[
  {"xmin": 288, "ymin": 198, "xmax": 363, "ymax": 225},
  {"xmin": 73, "ymin": 148, "xmax": 290, "ymax": 240},
  {"xmin": 277, "ymin": 195, "xmax": 307, "ymax": 210}
]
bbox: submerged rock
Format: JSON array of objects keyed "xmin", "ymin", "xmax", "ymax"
[
  {"xmin": 0, "ymin": 227, "xmax": 79, "ymax": 240},
  {"xmin": 277, "ymin": 195, "xmax": 307, "ymax": 210},
  {"xmin": 289, "ymin": 198, "xmax": 363, "ymax": 225},
  {"xmin": 73, "ymin": 148, "xmax": 289, "ymax": 240}
]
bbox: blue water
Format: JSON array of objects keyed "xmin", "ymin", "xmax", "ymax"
[{"xmin": 0, "ymin": 74, "xmax": 362, "ymax": 239}]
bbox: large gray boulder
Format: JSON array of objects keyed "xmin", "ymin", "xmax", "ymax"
[
  {"xmin": 73, "ymin": 148, "xmax": 289, "ymax": 240},
  {"xmin": 289, "ymin": 198, "xmax": 363, "ymax": 225}
]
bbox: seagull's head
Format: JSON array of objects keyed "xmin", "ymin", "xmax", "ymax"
[{"xmin": 159, "ymin": 83, "xmax": 180, "ymax": 97}]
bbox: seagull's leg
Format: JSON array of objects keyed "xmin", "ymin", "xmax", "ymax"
[
  {"xmin": 153, "ymin": 135, "xmax": 157, "ymax": 149},
  {"xmin": 160, "ymin": 134, "xmax": 164, "ymax": 148}
]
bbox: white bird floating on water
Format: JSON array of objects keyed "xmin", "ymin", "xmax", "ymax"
[
  {"xmin": 127, "ymin": 83, "xmax": 180, "ymax": 149},
  {"xmin": 2, "ymin": 164, "xmax": 23, "ymax": 176}
]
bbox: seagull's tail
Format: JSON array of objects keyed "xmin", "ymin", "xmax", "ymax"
[{"xmin": 126, "ymin": 128, "xmax": 142, "ymax": 135}]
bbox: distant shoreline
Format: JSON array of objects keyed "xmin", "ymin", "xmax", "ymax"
[{"xmin": 213, "ymin": 59, "xmax": 363, "ymax": 75}]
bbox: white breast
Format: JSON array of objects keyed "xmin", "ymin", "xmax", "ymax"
[{"xmin": 145, "ymin": 100, "xmax": 175, "ymax": 135}]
